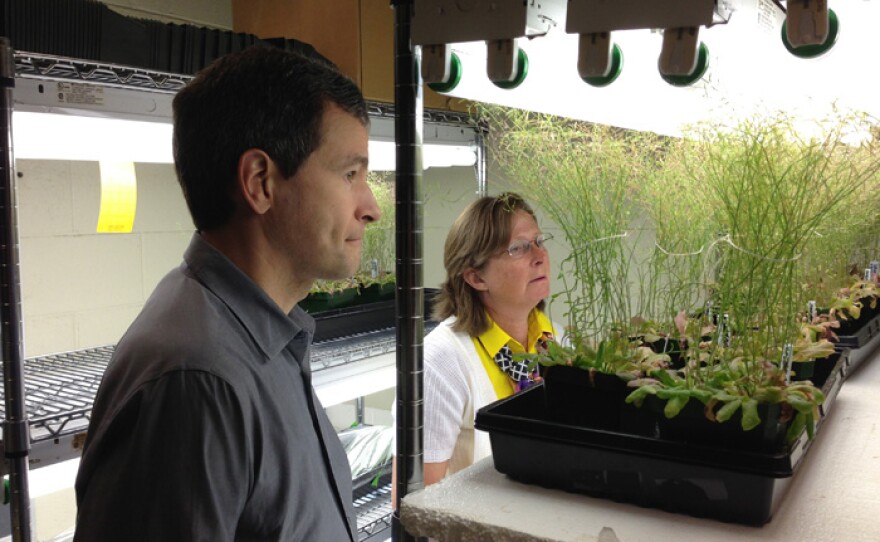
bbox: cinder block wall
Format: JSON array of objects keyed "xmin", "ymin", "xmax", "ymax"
[{"xmin": 17, "ymin": 161, "xmax": 193, "ymax": 358}]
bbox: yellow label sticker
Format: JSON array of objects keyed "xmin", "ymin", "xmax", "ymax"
[{"xmin": 97, "ymin": 161, "xmax": 137, "ymax": 233}]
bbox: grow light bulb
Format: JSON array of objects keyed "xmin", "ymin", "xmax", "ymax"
[
  {"xmin": 423, "ymin": 43, "xmax": 463, "ymax": 93},
  {"xmin": 785, "ymin": 0, "xmax": 830, "ymax": 47},
  {"xmin": 577, "ymin": 32, "xmax": 624, "ymax": 87},
  {"xmin": 658, "ymin": 27, "xmax": 709, "ymax": 87},
  {"xmin": 487, "ymin": 39, "xmax": 529, "ymax": 89}
]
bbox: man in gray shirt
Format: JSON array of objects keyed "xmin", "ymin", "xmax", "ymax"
[{"xmin": 74, "ymin": 46, "xmax": 380, "ymax": 541}]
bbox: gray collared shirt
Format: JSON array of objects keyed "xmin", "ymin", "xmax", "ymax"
[{"xmin": 74, "ymin": 233, "xmax": 356, "ymax": 541}]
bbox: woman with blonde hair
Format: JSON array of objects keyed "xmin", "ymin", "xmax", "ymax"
[{"xmin": 422, "ymin": 192, "xmax": 561, "ymax": 484}]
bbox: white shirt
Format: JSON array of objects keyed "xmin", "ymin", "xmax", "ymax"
[{"xmin": 423, "ymin": 317, "xmax": 497, "ymax": 475}]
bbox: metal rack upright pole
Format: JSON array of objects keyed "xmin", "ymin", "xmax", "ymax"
[
  {"xmin": 475, "ymin": 130, "xmax": 487, "ymax": 197},
  {"xmin": 391, "ymin": 1, "xmax": 426, "ymax": 541},
  {"xmin": 0, "ymin": 37, "xmax": 33, "ymax": 542}
]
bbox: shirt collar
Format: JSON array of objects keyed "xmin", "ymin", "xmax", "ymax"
[
  {"xmin": 476, "ymin": 309, "xmax": 555, "ymax": 356},
  {"xmin": 183, "ymin": 233, "xmax": 315, "ymax": 361}
]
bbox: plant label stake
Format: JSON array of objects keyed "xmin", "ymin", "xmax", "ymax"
[
  {"xmin": 865, "ymin": 268, "xmax": 872, "ymax": 282},
  {"xmin": 871, "ymin": 260, "xmax": 879, "ymax": 280},
  {"xmin": 370, "ymin": 259, "xmax": 379, "ymax": 279},
  {"xmin": 725, "ymin": 314, "xmax": 731, "ymax": 347},
  {"xmin": 782, "ymin": 343, "xmax": 794, "ymax": 384},
  {"xmin": 716, "ymin": 313, "xmax": 730, "ymax": 347},
  {"xmin": 807, "ymin": 300, "xmax": 817, "ymax": 322}
]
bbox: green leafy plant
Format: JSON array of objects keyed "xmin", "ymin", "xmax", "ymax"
[
  {"xmin": 486, "ymin": 105, "xmax": 880, "ymax": 445},
  {"xmin": 479, "ymin": 105, "xmax": 665, "ymax": 350},
  {"xmin": 309, "ymin": 277, "xmax": 360, "ymax": 295},
  {"xmin": 360, "ymin": 172, "xmax": 396, "ymax": 282}
]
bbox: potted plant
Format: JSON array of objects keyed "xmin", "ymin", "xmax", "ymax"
[
  {"xmin": 356, "ymin": 172, "xmax": 396, "ymax": 304},
  {"xmin": 299, "ymin": 277, "xmax": 362, "ymax": 314},
  {"xmin": 483, "ymin": 105, "xmax": 878, "ymax": 448},
  {"xmin": 475, "ymin": 106, "xmax": 880, "ymax": 525},
  {"xmin": 299, "ymin": 173, "xmax": 396, "ymax": 313}
]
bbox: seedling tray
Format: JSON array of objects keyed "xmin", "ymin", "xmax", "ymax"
[
  {"xmin": 310, "ymin": 288, "xmax": 438, "ymax": 343},
  {"xmin": 837, "ymin": 329, "xmax": 880, "ymax": 377},
  {"xmin": 834, "ymin": 312, "xmax": 880, "ymax": 348},
  {"xmin": 475, "ymin": 353, "xmax": 844, "ymax": 526}
]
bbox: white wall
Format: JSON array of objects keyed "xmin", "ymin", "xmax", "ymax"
[
  {"xmin": 16, "ymin": 161, "xmax": 529, "ymax": 358},
  {"xmin": 17, "ymin": 161, "xmax": 193, "ymax": 358}
]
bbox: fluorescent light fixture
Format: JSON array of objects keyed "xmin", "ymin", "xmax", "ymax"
[
  {"xmin": 368, "ymin": 140, "xmax": 398, "ymax": 171},
  {"xmin": 12, "ymin": 73, "xmax": 480, "ymax": 169},
  {"xmin": 368, "ymin": 140, "xmax": 477, "ymax": 171},
  {"xmin": 424, "ymin": 144, "xmax": 478, "ymax": 169},
  {"xmin": 13, "ymin": 111, "xmax": 477, "ymax": 170},
  {"xmin": 13, "ymin": 111, "xmax": 174, "ymax": 163},
  {"xmin": 368, "ymin": 113, "xmax": 479, "ymax": 170}
]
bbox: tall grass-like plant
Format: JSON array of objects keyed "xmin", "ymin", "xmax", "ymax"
[
  {"xmin": 687, "ymin": 115, "xmax": 880, "ymax": 359},
  {"xmin": 360, "ymin": 172, "xmax": 396, "ymax": 282},
  {"xmin": 487, "ymin": 103, "xmax": 880, "ymax": 440},
  {"xmin": 630, "ymin": 114, "xmax": 880, "ymax": 438},
  {"xmin": 636, "ymin": 144, "xmax": 717, "ymax": 329},
  {"xmin": 783, "ymin": 114, "xmax": 880, "ymax": 319},
  {"xmin": 480, "ymin": 106, "xmax": 663, "ymax": 351}
]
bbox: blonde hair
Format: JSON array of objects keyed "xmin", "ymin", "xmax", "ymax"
[{"xmin": 432, "ymin": 192, "xmax": 545, "ymax": 336}]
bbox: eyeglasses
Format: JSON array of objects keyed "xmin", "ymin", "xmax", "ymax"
[{"xmin": 506, "ymin": 233, "xmax": 553, "ymax": 259}]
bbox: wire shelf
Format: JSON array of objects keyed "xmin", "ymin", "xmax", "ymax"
[
  {"xmin": 13, "ymin": 51, "xmax": 479, "ymax": 133},
  {"xmin": 353, "ymin": 472, "xmax": 393, "ymax": 541},
  {"xmin": 14, "ymin": 51, "xmax": 191, "ymax": 93},
  {"xmin": 0, "ymin": 322, "xmax": 421, "ymax": 446},
  {"xmin": 10, "ymin": 345, "xmax": 113, "ymax": 443}
]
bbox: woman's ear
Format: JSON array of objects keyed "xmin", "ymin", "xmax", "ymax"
[
  {"xmin": 462, "ymin": 267, "xmax": 489, "ymax": 291},
  {"xmin": 237, "ymin": 148, "xmax": 274, "ymax": 215}
]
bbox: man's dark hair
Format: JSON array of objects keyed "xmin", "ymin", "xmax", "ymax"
[{"xmin": 172, "ymin": 46, "xmax": 369, "ymax": 231}]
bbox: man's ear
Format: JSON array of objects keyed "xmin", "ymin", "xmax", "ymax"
[
  {"xmin": 462, "ymin": 267, "xmax": 489, "ymax": 291},
  {"xmin": 237, "ymin": 148, "xmax": 274, "ymax": 215}
]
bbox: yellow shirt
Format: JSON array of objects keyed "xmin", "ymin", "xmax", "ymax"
[{"xmin": 472, "ymin": 310, "xmax": 555, "ymax": 399}]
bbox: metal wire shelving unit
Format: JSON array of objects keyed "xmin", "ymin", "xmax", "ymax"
[
  {"xmin": 2, "ymin": 49, "xmax": 472, "ymax": 542},
  {"xmin": 0, "ymin": 326, "xmax": 420, "ymax": 459}
]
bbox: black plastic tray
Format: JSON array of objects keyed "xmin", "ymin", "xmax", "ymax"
[
  {"xmin": 311, "ymin": 288, "xmax": 438, "ymax": 343},
  {"xmin": 839, "ymin": 331, "xmax": 880, "ymax": 378},
  {"xmin": 475, "ymin": 354, "xmax": 845, "ymax": 526},
  {"xmin": 832, "ymin": 311, "xmax": 880, "ymax": 377},
  {"xmin": 312, "ymin": 299, "xmax": 396, "ymax": 342},
  {"xmin": 835, "ymin": 312, "xmax": 880, "ymax": 348}
]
